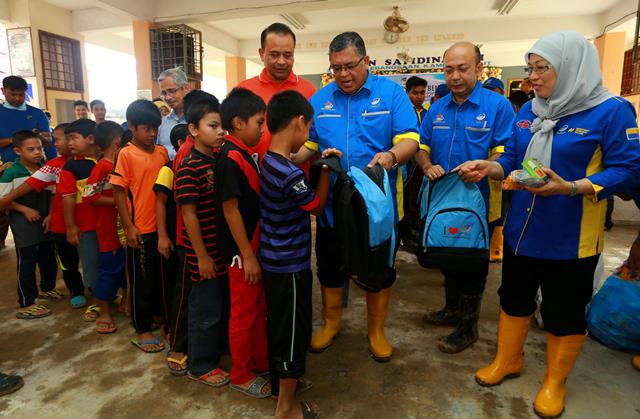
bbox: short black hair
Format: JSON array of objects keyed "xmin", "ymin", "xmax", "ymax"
[
  {"xmin": 220, "ymin": 88, "xmax": 266, "ymax": 132},
  {"xmin": 329, "ymin": 32, "xmax": 366, "ymax": 57},
  {"xmin": 508, "ymin": 90, "xmax": 530, "ymax": 108},
  {"xmin": 119, "ymin": 129, "xmax": 133, "ymax": 148},
  {"xmin": 170, "ymin": 124, "xmax": 189, "ymax": 152},
  {"xmin": 94, "ymin": 121, "xmax": 124, "ymax": 151},
  {"xmin": 2, "ymin": 75, "xmax": 27, "ymax": 90},
  {"xmin": 12, "ymin": 130, "xmax": 40, "ymax": 147},
  {"xmin": 73, "ymin": 100, "xmax": 89, "ymax": 109},
  {"xmin": 183, "ymin": 90, "xmax": 219, "ymax": 119},
  {"xmin": 54, "ymin": 122, "xmax": 70, "ymax": 132},
  {"xmin": 406, "ymin": 76, "xmax": 427, "ymax": 92},
  {"xmin": 126, "ymin": 99, "xmax": 162, "ymax": 128},
  {"xmin": 89, "ymin": 99, "xmax": 105, "ymax": 109},
  {"xmin": 267, "ymin": 90, "xmax": 313, "ymax": 134},
  {"xmin": 260, "ymin": 22, "xmax": 296, "ymax": 48},
  {"xmin": 65, "ymin": 118, "xmax": 96, "ymax": 137},
  {"xmin": 187, "ymin": 99, "xmax": 220, "ymax": 127}
]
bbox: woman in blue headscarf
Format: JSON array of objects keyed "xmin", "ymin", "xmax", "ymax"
[{"xmin": 456, "ymin": 31, "xmax": 640, "ymax": 418}]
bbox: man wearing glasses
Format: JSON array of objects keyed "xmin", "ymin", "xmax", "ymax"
[
  {"xmin": 416, "ymin": 42, "xmax": 514, "ymax": 354},
  {"xmin": 239, "ymin": 22, "xmax": 316, "ymax": 160},
  {"xmin": 157, "ymin": 67, "xmax": 191, "ymax": 159},
  {"xmin": 293, "ymin": 32, "xmax": 419, "ymax": 362}
]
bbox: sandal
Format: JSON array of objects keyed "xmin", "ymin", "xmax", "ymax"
[
  {"xmin": 300, "ymin": 401, "xmax": 320, "ymax": 419},
  {"xmin": 83, "ymin": 304, "xmax": 101, "ymax": 321},
  {"xmin": 96, "ymin": 319, "xmax": 117, "ymax": 334},
  {"xmin": 271, "ymin": 377, "xmax": 313, "ymax": 400},
  {"xmin": 39, "ymin": 289, "xmax": 64, "ymax": 300},
  {"xmin": 16, "ymin": 304, "xmax": 52, "ymax": 319},
  {"xmin": 70, "ymin": 295, "xmax": 87, "ymax": 309},
  {"xmin": 188, "ymin": 368, "xmax": 229, "ymax": 387},
  {"xmin": 230, "ymin": 375, "xmax": 272, "ymax": 399},
  {"xmin": 166, "ymin": 353, "xmax": 189, "ymax": 376},
  {"xmin": 130, "ymin": 338, "xmax": 165, "ymax": 353}
]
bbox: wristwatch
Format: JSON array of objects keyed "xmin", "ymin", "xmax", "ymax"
[{"xmin": 387, "ymin": 150, "xmax": 398, "ymax": 169}]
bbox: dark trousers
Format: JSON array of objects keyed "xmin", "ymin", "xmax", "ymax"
[
  {"xmin": 264, "ymin": 269, "xmax": 313, "ymax": 396},
  {"xmin": 53, "ymin": 233, "xmax": 84, "ymax": 297},
  {"xmin": 316, "ymin": 226, "xmax": 397, "ymax": 289},
  {"xmin": 16, "ymin": 241, "xmax": 58, "ymax": 307},
  {"xmin": 188, "ymin": 275, "xmax": 230, "ymax": 376},
  {"xmin": 499, "ymin": 245, "xmax": 599, "ymax": 336},
  {"xmin": 160, "ymin": 243, "xmax": 178, "ymax": 336},
  {"xmin": 169, "ymin": 246, "xmax": 190, "ymax": 354},
  {"xmin": 0, "ymin": 211, "xmax": 8, "ymax": 244},
  {"xmin": 441, "ymin": 260, "xmax": 488, "ymax": 296},
  {"xmin": 399, "ymin": 161, "xmax": 423, "ymax": 244},
  {"xmin": 127, "ymin": 233, "xmax": 161, "ymax": 334}
]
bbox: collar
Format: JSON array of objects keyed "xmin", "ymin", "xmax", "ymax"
[
  {"xmin": 333, "ymin": 72, "xmax": 374, "ymax": 97},
  {"xmin": 225, "ymin": 134, "xmax": 253, "ymax": 154},
  {"xmin": 13, "ymin": 158, "xmax": 43, "ymax": 173},
  {"xmin": 3, "ymin": 101, "xmax": 27, "ymax": 111},
  {"xmin": 447, "ymin": 81, "xmax": 483, "ymax": 107},
  {"xmin": 167, "ymin": 110, "xmax": 185, "ymax": 123},
  {"xmin": 190, "ymin": 146, "xmax": 216, "ymax": 162},
  {"xmin": 258, "ymin": 68, "xmax": 299, "ymax": 86}
]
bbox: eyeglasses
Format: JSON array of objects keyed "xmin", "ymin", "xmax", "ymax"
[
  {"xmin": 524, "ymin": 64, "xmax": 553, "ymax": 76},
  {"xmin": 160, "ymin": 87, "xmax": 180, "ymax": 98},
  {"xmin": 329, "ymin": 56, "xmax": 365, "ymax": 75}
]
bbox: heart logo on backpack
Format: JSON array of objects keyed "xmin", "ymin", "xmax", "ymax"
[{"xmin": 448, "ymin": 227, "xmax": 459, "ymax": 235}]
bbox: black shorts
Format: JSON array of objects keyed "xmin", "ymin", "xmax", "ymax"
[
  {"xmin": 263, "ymin": 269, "xmax": 312, "ymax": 393},
  {"xmin": 499, "ymin": 244, "xmax": 598, "ymax": 336}
]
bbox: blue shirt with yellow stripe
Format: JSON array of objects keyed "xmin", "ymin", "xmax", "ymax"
[
  {"xmin": 498, "ymin": 97, "xmax": 640, "ymax": 260},
  {"xmin": 307, "ymin": 72, "xmax": 420, "ymax": 226},
  {"xmin": 420, "ymin": 81, "xmax": 515, "ymax": 207}
]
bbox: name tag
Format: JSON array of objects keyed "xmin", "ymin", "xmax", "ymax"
[
  {"xmin": 362, "ymin": 110, "xmax": 390, "ymax": 117},
  {"xmin": 318, "ymin": 114, "xmax": 342, "ymax": 119},
  {"xmin": 433, "ymin": 126, "xmax": 450, "ymax": 130},
  {"xmin": 465, "ymin": 126, "xmax": 490, "ymax": 132}
]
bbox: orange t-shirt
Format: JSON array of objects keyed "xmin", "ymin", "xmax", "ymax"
[
  {"xmin": 110, "ymin": 143, "xmax": 169, "ymax": 235},
  {"xmin": 238, "ymin": 68, "xmax": 317, "ymax": 159}
]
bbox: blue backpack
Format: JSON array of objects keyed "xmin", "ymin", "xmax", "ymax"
[
  {"xmin": 312, "ymin": 158, "xmax": 397, "ymax": 292},
  {"xmin": 417, "ymin": 173, "xmax": 489, "ymax": 271}
]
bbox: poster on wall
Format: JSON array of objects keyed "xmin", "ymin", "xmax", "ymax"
[
  {"xmin": 7, "ymin": 27, "xmax": 35, "ymax": 78},
  {"xmin": 380, "ymin": 73, "xmax": 446, "ymax": 99}
]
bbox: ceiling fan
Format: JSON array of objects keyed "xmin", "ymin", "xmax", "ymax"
[{"xmin": 383, "ymin": 6, "xmax": 410, "ymax": 44}]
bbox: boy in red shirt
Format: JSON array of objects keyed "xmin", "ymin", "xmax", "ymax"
[
  {"xmin": 111, "ymin": 100, "xmax": 169, "ymax": 353},
  {"xmin": 0, "ymin": 123, "xmax": 86, "ymax": 308},
  {"xmin": 83, "ymin": 121, "xmax": 127, "ymax": 334}
]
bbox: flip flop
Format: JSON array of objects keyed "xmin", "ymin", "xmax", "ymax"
[
  {"xmin": 39, "ymin": 289, "xmax": 64, "ymax": 300},
  {"xmin": 230, "ymin": 375, "xmax": 272, "ymax": 399},
  {"xmin": 188, "ymin": 368, "xmax": 230, "ymax": 387},
  {"xmin": 70, "ymin": 295, "xmax": 87, "ymax": 309},
  {"xmin": 130, "ymin": 338, "xmax": 165, "ymax": 353},
  {"xmin": 83, "ymin": 304, "xmax": 101, "ymax": 321},
  {"xmin": 166, "ymin": 352, "xmax": 189, "ymax": 376},
  {"xmin": 96, "ymin": 320, "xmax": 117, "ymax": 334},
  {"xmin": 300, "ymin": 401, "xmax": 321, "ymax": 419},
  {"xmin": 16, "ymin": 304, "xmax": 52, "ymax": 319}
]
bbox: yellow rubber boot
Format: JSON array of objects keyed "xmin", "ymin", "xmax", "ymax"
[
  {"xmin": 475, "ymin": 309, "xmax": 531, "ymax": 386},
  {"xmin": 632, "ymin": 356, "xmax": 640, "ymax": 371},
  {"xmin": 367, "ymin": 288, "xmax": 393, "ymax": 362},
  {"xmin": 489, "ymin": 226, "xmax": 504, "ymax": 262},
  {"xmin": 533, "ymin": 334, "xmax": 586, "ymax": 419},
  {"xmin": 310, "ymin": 286, "xmax": 343, "ymax": 353}
]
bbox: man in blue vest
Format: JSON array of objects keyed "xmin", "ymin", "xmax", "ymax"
[
  {"xmin": 416, "ymin": 42, "xmax": 515, "ymax": 353},
  {"xmin": 293, "ymin": 32, "xmax": 419, "ymax": 362}
]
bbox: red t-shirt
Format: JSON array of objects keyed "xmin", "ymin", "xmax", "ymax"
[
  {"xmin": 25, "ymin": 156, "xmax": 68, "ymax": 234},
  {"xmin": 58, "ymin": 157, "xmax": 97, "ymax": 233},
  {"xmin": 83, "ymin": 158, "xmax": 120, "ymax": 252},
  {"xmin": 173, "ymin": 136, "xmax": 195, "ymax": 247},
  {"xmin": 238, "ymin": 68, "xmax": 317, "ymax": 159}
]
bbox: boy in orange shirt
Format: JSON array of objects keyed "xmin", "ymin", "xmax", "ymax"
[{"xmin": 111, "ymin": 100, "xmax": 169, "ymax": 352}]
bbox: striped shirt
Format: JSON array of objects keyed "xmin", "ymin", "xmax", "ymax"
[
  {"xmin": 175, "ymin": 148, "xmax": 227, "ymax": 281},
  {"xmin": 259, "ymin": 151, "xmax": 319, "ymax": 273}
]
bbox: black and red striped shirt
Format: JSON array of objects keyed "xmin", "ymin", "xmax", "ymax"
[{"xmin": 175, "ymin": 148, "xmax": 227, "ymax": 281}]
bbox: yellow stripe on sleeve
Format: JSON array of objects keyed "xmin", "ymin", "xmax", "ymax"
[
  {"xmin": 392, "ymin": 131, "xmax": 420, "ymax": 146},
  {"xmin": 304, "ymin": 140, "xmax": 319, "ymax": 152}
]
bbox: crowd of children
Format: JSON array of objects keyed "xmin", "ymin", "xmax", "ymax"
[{"xmin": 0, "ymin": 87, "xmax": 334, "ymax": 419}]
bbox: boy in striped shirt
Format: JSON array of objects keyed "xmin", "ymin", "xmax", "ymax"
[{"xmin": 259, "ymin": 91, "xmax": 338, "ymax": 419}]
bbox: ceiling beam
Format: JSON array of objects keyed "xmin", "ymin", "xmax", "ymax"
[
  {"xmin": 187, "ymin": 23, "xmax": 240, "ymax": 56},
  {"xmin": 72, "ymin": 7, "xmax": 132, "ymax": 33},
  {"xmin": 93, "ymin": 0, "xmax": 154, "ymax": 21}
]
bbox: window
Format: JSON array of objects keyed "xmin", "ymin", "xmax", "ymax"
[{"xmin": 39, "ymin": 31, "xmax": 83, "ymax": 92}]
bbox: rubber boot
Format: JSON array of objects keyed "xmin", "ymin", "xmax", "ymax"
[
  {"xmin": 424, "ymin": 276, "xmax": 460, "ymax": 326},
  {"xmin": 367, "ymin": 288, "xmax": 393, "ymax": 362},
  {"xmin": 438, "ymin": 293, "xmax": 482, "ymax": 354},
  {"xmin": 310, "ymin": 286, "xmax": 343, "ymax": 353},
  {"xmin": 633, "ymin": 356, "xmax": 640, "ymax": 371},
  {"xmin": 533, "ymin": 334, "xmax": 586, "ymax": 419},
  {"xmin": 489, "ymin": 226, "xmax": 504, "ymax": 262},
  {"xmin": 475, "ymin": 309, "xmax": 531, "ymax": 386}
]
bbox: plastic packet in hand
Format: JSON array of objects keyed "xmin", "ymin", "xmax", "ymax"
[{"xmin": 502, "ymin": 169, "xmax": 548, "ymax": 190}]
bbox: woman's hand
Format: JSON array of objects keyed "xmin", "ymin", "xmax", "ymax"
[{"xmin": 524, "ymin": 167, "xmax": 572, "ymax": 197}]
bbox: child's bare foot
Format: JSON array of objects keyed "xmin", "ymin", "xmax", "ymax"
[
  {"xmin": 95, "ymin": 312, "xmax": 117, "ymax": 334},
  {"xmin": 130, "ymin": 332, "xmax": 164, "ymax": 353},
  {"xmin": 166, "ymin": 352, "xmax": 188, "ymax": 375},
  {"xmin": 16, "ymin": 304, "xmax": 51, "ymax": 319}
]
